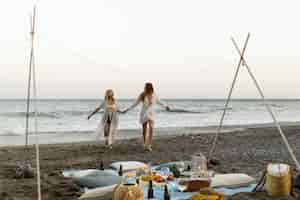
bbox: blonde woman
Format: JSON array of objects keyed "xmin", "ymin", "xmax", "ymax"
[
  {"xmin": 88, "ymin": 89, "xmax": 120, "ymax": 148},
  {"xmin": 123, "ymin": 83, "xmax": 170, "ymax": 151}
]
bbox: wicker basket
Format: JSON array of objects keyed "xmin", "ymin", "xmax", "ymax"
[
  {"xmin": 265, "ymin": 163, "xmax": 291, "ymax": 197},
  {"xmin": 113, "ymin": 183, "xmax": 144, "ymax": 200}
]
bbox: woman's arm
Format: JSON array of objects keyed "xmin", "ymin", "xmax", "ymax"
[
  {"xmin": 116, "ymin": 103, "xmax": 123, "ymax": 113},
  {"xmin": 123, "ymin": 95, "xmax": 142, "ymax": 113},
  {"xmin": 156, "ymin": 95, "xmax": 170, "ymax": 111},
  {"xmin": 87, "ymin": 102, "xmax": 104, "ymax": 120}
]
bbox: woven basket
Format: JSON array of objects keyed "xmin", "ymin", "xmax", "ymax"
[
  {"xmin": 113, "ymin": 183, "xmax": 144, "ymax": 200},
  {"xmin": 265, "ymin": 163, "xmax": 291, "ymax": 197},
  {"xmin": 191, "ymin": 187, "xmax": 224, "ymax": 200}
]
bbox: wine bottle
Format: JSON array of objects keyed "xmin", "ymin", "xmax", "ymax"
[
  {"xmin": 148, "ymin": 180, "xmax": 154, "ymax": 199},
  {"xmin": 164, "ymin": 185, "xmax": 170, "ymax": 200},
  {"xmin": 99, "ymin": 161, "xmax": 104, "ymax": 170},
  {"xmin": 187, "ymin": 164, "xmax": 191, "ymax": 171},
  {"xmin": 118, "ymin": 165, "xmax": 123, "ymax": 176}
]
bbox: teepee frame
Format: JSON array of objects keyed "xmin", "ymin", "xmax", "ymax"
[
  {"xmin": 208, "ymin": 33, "xmax": 300, "ymax": 171},
  {"xmin": 24, "ymin": 6, "xmax": 42, "ymax": 200}
]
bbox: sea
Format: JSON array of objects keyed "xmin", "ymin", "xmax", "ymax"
[{"xmin": 1, "ymin": 99, "xmax": 300, "ymax": 137}]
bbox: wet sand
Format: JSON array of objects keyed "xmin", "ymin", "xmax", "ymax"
[{"xmin": 1, "ymin": 125, "xmax": 300, "ymax": 200}]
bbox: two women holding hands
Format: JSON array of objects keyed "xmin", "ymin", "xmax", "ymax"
[{"xmin": 88, "ymin": 82, "xmax": 170, "ymax": 151}]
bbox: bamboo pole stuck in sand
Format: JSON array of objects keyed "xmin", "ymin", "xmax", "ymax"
[
  {"xmin": 25, "ymin": 6, "xmax": 42, "ymax": 200},
  {"xmin": 208, "ymin": 33, "xmax": 251, "ymax": 161},
  {"xmin": 25, "ymin": 12, "xmax": 35, "ymax": 147},
  {"xmin": 231, "ymin": 38, "xmax": 300, "ymax": 171},
  {"xmin": 31, "ymin": 6, "xmax": 42, "ymax": 200}
]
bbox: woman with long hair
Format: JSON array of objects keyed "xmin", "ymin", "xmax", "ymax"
[
  {"xmin": 88, "ymin": 89, "xmax": 120, "ymax": 149},
  {"xmin": 123, "ymin": 83, "xmax": 170, "ymax": 151}
]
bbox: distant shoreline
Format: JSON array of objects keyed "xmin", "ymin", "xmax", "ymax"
[
  {"xmin": 0, "ymin": 98, "xmax": 299, "ymax": 101},
  {"xmin": 1, "ymin": 121, "xmax": 299, "ymax": 147}
]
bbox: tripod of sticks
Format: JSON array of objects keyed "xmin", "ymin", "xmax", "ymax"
[
  {"xmin": 23, "ymin": 6, "xmax": 42, "ymax": 200},
  {"xmin": 208, "ymin": 33, "xmax": 300, "ymax": 172}
]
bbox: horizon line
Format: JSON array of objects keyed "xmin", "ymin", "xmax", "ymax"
[{"xmin": 0, "ymin": 98, "xmax": 299, "ymax": 101}]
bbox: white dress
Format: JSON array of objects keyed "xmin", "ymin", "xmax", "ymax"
[
  {"xmin": 128, "ymin": 93, "xmax": 167, "ymax": 124},
  {"xmin": 95, "ymin": 101, "xmax": 119, "ymax": 145}
]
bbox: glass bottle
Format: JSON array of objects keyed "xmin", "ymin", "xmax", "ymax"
[
  {"xmin": 118, "ymin": 164, "xmax": 123, "ymax": 176},
  {"xmin": 164, "ymin": 185, "xmax": 170, "ymax": 200},
  {"xmin": 148, "ymin": 180, "xmax": 154, "ymax": 199}
]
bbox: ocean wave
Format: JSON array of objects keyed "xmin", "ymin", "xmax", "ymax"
[
  {"xmin": 0, "ymin": 130, "xmax": 94, "ymax": 136},
  {"xmin": 167, "ymin": 109, "xmax": 205, "ymax": 113},
  {"xmin": 2, "ymin": 109, "xmax": 210, "ymax": 118},
  {"xmin": 165, "ymin": 108, "xmax": 225, "ymax": 114},
  {"xmin": 0, "ymin": 112, "xmax": 60, "ymax": 119},
  {"xmin": 60, "ymin": 110, "xmax": 90, "ymax": 116},
  {"xmin": 0, "ymin": 130, "xmax": 22, "ymax": 136},
  {"xmin": 1, "ymin": 107, "xmax": 230, "ymax": 119},
  {"xmin": 258, "ymin": 103, "xmax": 284, "ymax": 108},
  {"xmin": 0, "ymin": 110, "xmax": 94, "ymax": 119},
  {"xmin": 58, "ymin": 110, "xmax": 104, "ymax": 116},
  {"xmin": 159, "ymin": 107, "xmax": 233, "ymax": 114},
  {"xmin": 216, "ymin": 107, "xmax": 233, "ymax": 111}
]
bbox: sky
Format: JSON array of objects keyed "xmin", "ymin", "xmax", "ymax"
[{"xmin": 1, "ymin": 0, "xmax": 300, "ymax": 99}]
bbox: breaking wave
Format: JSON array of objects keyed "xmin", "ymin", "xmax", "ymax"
[{"xmin": 0, "ymin": 111, "xmax": 90, "ymax": 119}]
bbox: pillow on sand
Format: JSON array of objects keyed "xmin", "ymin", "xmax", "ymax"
[
  {"xmin": 211, "ymin": 173, "xmax": 255, "ymax": 188},
  {"xmin": 74, "ymin": 173, "xmax": 122, "ymax": 188},
  {"xmin": 63, "ymin": 169, "xmax": 118, "ymax": 178},
  {"xmin": 110, "ymin": 161, "xmax": 147, "ymax": 172},
  {"xmin": 78, "ymin": 184, "xmax": 117, "ymax": 199},
  {"xmin": 154, "ymin": 161, "xmax": 191, "ymax": 171}
]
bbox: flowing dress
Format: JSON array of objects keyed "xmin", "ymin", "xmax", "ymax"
[
  {"xmin": 95, "ymin": 101, "xmax": 119, "ymax": 145},
  {"xmin": 128, "ymin": 93, "xmax": 167, "ymax": 124}
]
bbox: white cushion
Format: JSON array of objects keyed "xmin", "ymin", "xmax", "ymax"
[
  {"xmin": 78, "ymin": 184, "xmax": 117, "ymax": 199},
  {"xmin": 63, "ymin": 169, "xmax": 99, "ymax": 178},
  {"xmin": 267, "ymin": 163, "xmax": 290, "ymax": 177},
  {"xmin": 211, "ymin": 173, "xmax": 255, "ymax": 188},
  {"xmin": 63, "ymin": 169, "xmax": 117, "ymax": 178},
  {"xmin": 110, "ymin": 161, "xmax": 147, "ymax": 172},
  {"xmin": 74, "ymin": 174, "xmax": 122, "ymax": 188}
]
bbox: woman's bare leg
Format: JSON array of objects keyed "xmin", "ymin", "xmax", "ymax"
[
  {"xmin": 104, "ymin": 123, "xmax": 111, "ymax": 146},
  {"xmin": 111, "ymin": 128, "xmax": 115, "ymax": 145},
  {"xmin": 148, "ymin": 121, "xmax": 154, "ymax": 151},
  {"xmin": 142, "ymin": 122, "xmax": 148, "ymax": 147}
]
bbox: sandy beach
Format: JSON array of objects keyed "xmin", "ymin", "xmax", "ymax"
[{"xmin": 1, "ymin": 124, "xmax": 300, "ymax": 200}]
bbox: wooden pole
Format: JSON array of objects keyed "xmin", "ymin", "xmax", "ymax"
[
  {"xmin": 208, "ymin": 33, "xmax": 250, "ymax": 160},
  {"xmin": 31, "ymin": 6, "xmax": 42, "ymax": 200},
  {"xmin": 231, "ymin": 37, "xmax": 300, "ymax": 171},
  {"xmin": 25, "ymin": 5, "xmax": 42, "ymax": 200},
  {"xmin": 25, "ymin": 14, "xmax": 34, "ymax": 147}
]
